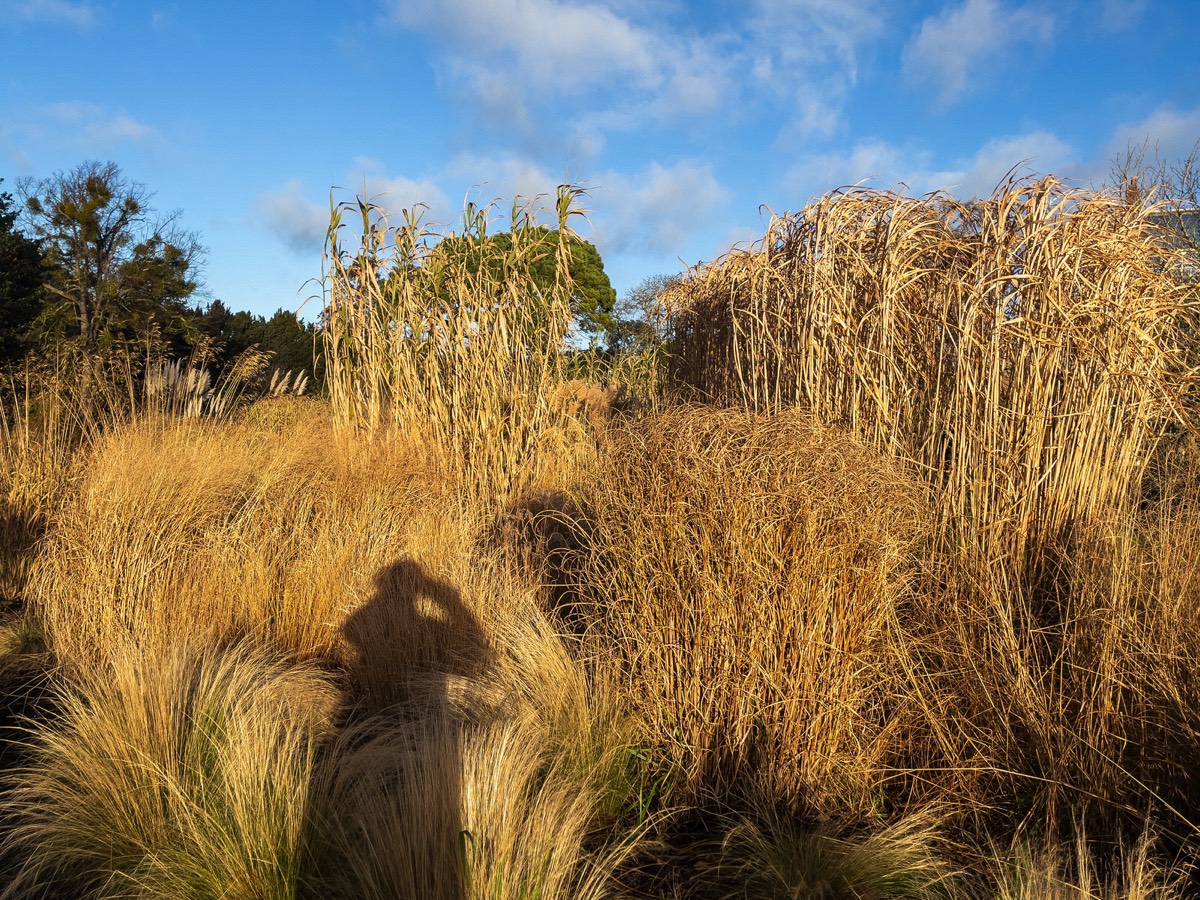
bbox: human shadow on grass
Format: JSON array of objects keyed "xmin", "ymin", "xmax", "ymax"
[
  {"xmin": 306, "ymin": 558, "xmax": 495, "ymax": 898},
  {"xmin": 340, "ymin": 557, "xmax": 493, "ymax": 717}
]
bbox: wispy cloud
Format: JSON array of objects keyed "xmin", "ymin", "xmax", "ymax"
[
  {"xmin": 6, "ymin": 0, "xmax": 97, "ymax": 27},
  {"xmin": 389, "ymin": 0, "xmax": 659, "ymax": 93},
  {"xmin": 1100, "ymin": 0, "xmax": 1148, "ymax": 31},
  {"xmin": 440, "ymin": 153, "xmax": 562, "ymax": 208},
  {"xmin": 31, "ymin": 102, "xmax": 159, "ymax": 152},
  {"xmin": 46, "ymin": 101, "xmax": 101, "ymax": 122},
  {"xmin": 348, "ymin": 156, "xmax": 451, "ymax": 222},
  {"xmin": 593, "ymin": 159, "xmax": 730, "ymax": 255},
  {"xmin": 257, "ymin": 160, "xmax": 455, "ymax": 256},
  {"xmin": 253, "ymin": 180, "xmax": 329, "ymax": 255},
  {"xmin": 1105, "ymin": 104, "xmax": 1200, "ymax": 164},
  {"xmin": 746, "ymin": 0, "xmax": 885, "ymax": 143},
  {"xmin": 928, "ymin": 131, "xmax": 1075, "ymax": 197},
  {"xmin": 83, "ymin": 113, "xmax": 154, "ymax": 145},
  {"xmin": 383, "ymin": 0, "xmax": 885, "ymax": 150},
  {"xmin": 785, "ymin": 139, "xmax": 933, "ymax": 200},
  {"xmin": 786, "ymin": 130, "xmax": 1076, "ymax": 201},
  {"xmin": 902, "ymin": 0, "xmax": 1055, "ymax": 107}
]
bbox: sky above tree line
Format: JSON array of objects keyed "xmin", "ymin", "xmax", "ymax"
[{"xmin": 2, "ymin": 0, "xmax": 1198, "ymax": 319}]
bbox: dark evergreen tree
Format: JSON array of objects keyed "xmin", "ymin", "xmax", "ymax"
[
  {"xmin": 0, "ymin": 179, "xmax": 47, "ymax": 365},
  {"xmin": 20, "ymin": 161, "xmax": 201, "ymax": 351}
]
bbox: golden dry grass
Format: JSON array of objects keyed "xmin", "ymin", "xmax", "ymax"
[
  {"xmin": 3, "ymin": 177, "xmax": 1200, "ymax": 897},
  {"xmin": 6, "ymin": 386, "xmax": 1200, "ymax": 897},
  {"xmin": 664, "ymin": 177, "xmax": 1196, "ymax": 570},
  {"xmin": 566, "ymin": 405, "xmax": 929, "ymax": 817},
  {"xmin": 1, "ymin": 642, "xmax": 338, "ymax": 898}
]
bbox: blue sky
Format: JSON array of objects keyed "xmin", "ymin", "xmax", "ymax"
[{"xmin": 3, "ymin": 0, "xmax": 1198, "ymax": 320}]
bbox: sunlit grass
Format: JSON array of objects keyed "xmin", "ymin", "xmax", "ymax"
[{"xmin": 1, "ymin": 178, "xmax": 1198, "ymax": 897}]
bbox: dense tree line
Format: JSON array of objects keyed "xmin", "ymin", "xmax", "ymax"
[
  {"xmin": 0, "ymin": 179, "xmax": 47, "ymax": 363},
  {"xmin": 0, "ymin": 162, "xmax": 318, "ymax": 383},
  {"xmin": 3, "ymin": 159, "xmax": 686, "ymax": 385}
]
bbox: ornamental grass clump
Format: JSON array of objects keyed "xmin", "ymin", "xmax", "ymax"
[
  {"xmin": 571, "ymin": 405, "xmax": 928, "ymax": 818},
  {"xmin": 0, "ymin": 642, "xmax": 337, "ymax": 899},
  {"xmin": 665, "ymin": 176, "xmax": 1196, "ymax": 571}
]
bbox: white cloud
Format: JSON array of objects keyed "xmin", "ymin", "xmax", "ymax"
[
  {"xmin": 46, "ymin": 101, "xmax": 100, "ymax": 121},
  {"xmin": 467, "ymin": 70, "xmax": 537, "ymax": 135},
  {"xmin": 258, "ymin": 159, "xmax": 458, "ymax": 255},
  {"xmin": 747, "ymin": 0, "xmax": 884, "ymax": 142},
  {"xmin": 254, "ymin": 180, "xmax": 329, "ymax": 255},
  {"xmin": 927, "ymin": 131, "xmax": 1075, "ymax": 197},
  {"xmin": 785, "ymin": 140, "xmax": 928, "ymax": 200},
  {"xmin": 663, "ymin": 55, "xmax": 726, "ymax": 116},
  {"xmin": 2, "ymin": 147, "xmax": 35, "ymax": 175},
  {"xmin": 84, "ymin": 113, "xmax": 155, "ymax": 146},
  {"xmin": 593, "ymin": 160, "xmax": 730, "ymax": 254},
  {"xmin": 749, "ymin": 0, "xmax": 882, "ymax": 78},
  {"xmin": 777, "ymin": 91, "xmax": 845, "ymax": 144},
  {"xmin": 785, "ymin": 130, "xmax": 1076, "ymax": 202},
  {"xmin": 384, "ymin": 0, "xmax": 886, "ymax": 150},
  {"xmin": 902, "ymin": 0, "xmax": 1055, "ymax": 107},
  {"xmin": 568, "ymin": 124, "xmax": 606, "ymax": 160},
  {"xmin": 1105, "ymin": 104, "xmax": 1200, "ymax": 165},
  {"xmin": 389, "ymin": 0, "xmax": 659, "ymax": 93},
  {"xmin": 7, "ymin": 0, "xmax": 96, "ymax": 26},
  {"xmin": 39, "ymin": 103, "xmax": 158, "ymax": 151},
  {"xmin": 349, "ymin": 156, "xmax": 451, "ymax": 223},
  {"xmin": 443, "ymin": 154, "xmax": 562, "ymax": 209}
]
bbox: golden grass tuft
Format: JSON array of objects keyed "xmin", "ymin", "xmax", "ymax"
[
  {"xmin": 994, "ymin": 829, "xmax": 1190, "ymax": 900},
  {"xmin": 28, "ymin": 411, "xmax": 450, "ymax": 673},
  {"xmin": 1, "ymin": 642, "xmax": 338, "ymax": 898},
  {"xmin": 571, "ymin": 404, "xmax": 929, "ymax": 817}
]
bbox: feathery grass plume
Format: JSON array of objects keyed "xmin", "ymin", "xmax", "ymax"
[
  {"xmin": 571, "ymin": 405, "xmax": 928, "ymax": 817},
  {"xmin": 322, "ymin": 185, "xmax": 588, "ymax": 502},
  {"xmin": 665, "ymin": 176, "xmax": 1196, "ymax": 571},
  {"xmin": 304, "ymin": 714, "xmax": 469, "ymax": 900},
  {"xmin": 994, "ymin": 827, "xmax": 1190, "ymax": 900},
  {"xmin": 308, "ymin": 714, "xmax": 635, "ymax": 900},
  {"xmin": 142, "ymin": 337, "xmax": 274, "ymax": 422},
  {"xmin": 0, "ymin": 642, "xmax": 337, "ymax": 899}
]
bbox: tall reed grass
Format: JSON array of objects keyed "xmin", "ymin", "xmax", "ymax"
[
  {"xmin": 665, "ymin": 177, "xmax": 1196, "ymax": 569},
  {"xmin": 323, "ymin": 187, "xmax": 588, "ymax": 501}
]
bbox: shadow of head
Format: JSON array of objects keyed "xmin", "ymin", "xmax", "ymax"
[
  {"xmin": 341, "ymin": 558, "xmax": 493, "ymax": 716},
  {"xmin": 484, "ymin": 490, "xmax": 594, "ymax": 637}
]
